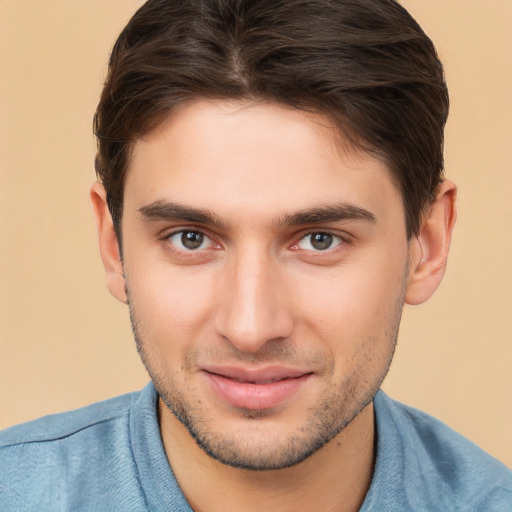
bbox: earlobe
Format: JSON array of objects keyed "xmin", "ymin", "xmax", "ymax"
[
  {"xmin": 90, "ymin": 182, "xmax": 127, "ymax": 304},
  {"xmin": 405, "ymin": 180, "xmax": 457, "ymax": 305}
]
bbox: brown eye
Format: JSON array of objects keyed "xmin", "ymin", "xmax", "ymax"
[
  {"xmin": 181, "ymin": 231, "xmax": 204, "ymax": 249},
  {"xmin": 168, "ymin": 230, "xmax": 212, "ymax": 251},
  {"xmin": 297, "ymin": 232, "xmax": 341, "ymax": 251},
  {"xmin": 311, "ymin": 233, "xmax": 333, "ymax": 250}
]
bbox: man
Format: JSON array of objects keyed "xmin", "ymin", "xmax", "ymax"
[{"xmin": 1, "ymin": 0, "xmax": 511, "ymax": 510}]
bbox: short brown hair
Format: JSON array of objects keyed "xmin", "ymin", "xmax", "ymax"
[{"xmin": 94, "ymin": 0, "xmax": 449, "ymax": 239}]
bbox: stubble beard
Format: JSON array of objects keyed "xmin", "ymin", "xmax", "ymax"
[{"xmin": 126, "ymin": 284, "xmax": 405, "ymax": 471}]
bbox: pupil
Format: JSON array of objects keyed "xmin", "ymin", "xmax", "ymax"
[
  {"xmin": 182, "ymin": 231, "xmax": 203, "ymax": 249},
  {"xmin": 311, "ymin": 233, "xmax": 332, "ymax": 250}
]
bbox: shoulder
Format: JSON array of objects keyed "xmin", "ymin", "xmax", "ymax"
[
  {"xmin": 0, "ymin": 391, "xmax": 137, "ymax": 448},
  {"xmin": 372, "ymin": 391, "xmax": 512, "ymax": 511},
  {"xmin": 0, "ymin": 389, "xmax": 150, "ymax": 512}
]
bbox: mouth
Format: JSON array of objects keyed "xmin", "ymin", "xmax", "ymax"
[{"xmin": 201, "ymin": 365, "xmax": 313, "ymax": 410}]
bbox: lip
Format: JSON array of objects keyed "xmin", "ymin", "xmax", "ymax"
[{"xmin": 202, "ymin": 365, "xmax": 313, "ymax": 410}]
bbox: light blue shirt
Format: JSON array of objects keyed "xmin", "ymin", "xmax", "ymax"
[{"xmin": 1, "ymin": 382, "xmax": 511, "ymax": 511}]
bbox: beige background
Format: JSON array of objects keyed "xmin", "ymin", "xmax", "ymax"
[{"xmin": 1, "ymin": 0, "xmax": 511, "ymax": 467}]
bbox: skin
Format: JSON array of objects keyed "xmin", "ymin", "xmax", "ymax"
[{"xmin": 91, "ymin": 99, "xmax": 456, "ymax": 512}]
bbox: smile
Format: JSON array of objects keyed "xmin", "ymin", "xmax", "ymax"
[
  {"xmin": 231, "ymin": 377, "xmax": 287, "ymax": 384},
  {"xmin": 202, "ymin": 366, "xmax": 313, "ymax": 411}
]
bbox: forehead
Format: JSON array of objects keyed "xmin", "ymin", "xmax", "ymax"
[{"xmin": 124, "ymin": 99, "xmax": 403, "ymax": 228}]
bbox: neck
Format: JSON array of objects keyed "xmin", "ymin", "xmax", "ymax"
[{"xmin": 159, "ymin": 400, "xmax": 375, "ymax": 512}]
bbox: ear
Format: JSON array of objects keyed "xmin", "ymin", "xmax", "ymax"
[
  {"xmin": 90, "ymin": 182, "xmax": 127, "ymax": 304},
  {"xmin": 405, "ymin": 180, "xmax": 457, "ymax": 305}
]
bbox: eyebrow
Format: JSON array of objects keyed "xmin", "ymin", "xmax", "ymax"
[
  {"xmin": 138, "ymin": 200, "xmax": 376, "ymax": 229},
  {"xmin": 276, "ymin": 203, "xmax": 376, "ymax": 227},
  {"xmin": 138, "ymin": 200, "xmax": 227, "ymax": 228}
]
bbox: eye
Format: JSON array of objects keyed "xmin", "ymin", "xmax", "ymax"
[
  {"xmin": 167, "ymin": 230, "xmax": 214, "ymax": 251},
  {"xmin": 296, "ymin": 232, "xmax": 342, "ymax": 251}
]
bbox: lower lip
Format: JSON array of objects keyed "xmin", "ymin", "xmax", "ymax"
[{"xmin": 204, "ymin": 372, "xmax": 311, "ymax": 410}]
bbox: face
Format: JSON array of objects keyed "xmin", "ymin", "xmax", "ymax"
[{"xmin": 120, "ymin": 100, "xmax": 411, "ymax": 470}]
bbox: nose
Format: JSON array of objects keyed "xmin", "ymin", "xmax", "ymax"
[{"xmin": 214, "ymin": 248, "xmax": 294, "ymax": 353}]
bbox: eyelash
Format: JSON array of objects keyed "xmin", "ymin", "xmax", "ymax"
[
  {"xmin": 292, "ymin": 232, "xmax": 344, "ymax": 252},
  {"xmin": 162, "ymin": 228, "xmax": 348, "ymax": 256},
  {"xmin": 166, "ymin": 230, "xmax": 215, "ymax": 251}
]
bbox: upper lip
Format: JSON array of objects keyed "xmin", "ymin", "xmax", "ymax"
[{"xmin": 202, "ymin": 365, "xmax": 311, "ymax": 384}]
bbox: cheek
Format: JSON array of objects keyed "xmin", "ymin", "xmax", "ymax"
[
  {"xmin": 293, "ymin": 253, "xmax": 407, "ymax": 352},
  {"xmin": 125, "ymin": 262, "xmax": 219, "ymax": 353}
]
